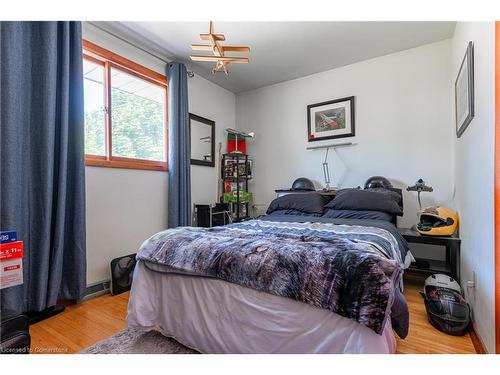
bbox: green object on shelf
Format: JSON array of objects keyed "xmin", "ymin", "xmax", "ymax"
[{"xmin": 222, "ymin": 191, "xmax": 253, "ymax": 203}]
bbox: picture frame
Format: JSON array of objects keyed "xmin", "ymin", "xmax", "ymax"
[
  {"xmin": 307, "ymin": 96, "xmax": 355, "ymax": 142},
  {"xmin": 455, "ymin": 41, "xmax": 475, "ymax": 138},
  {"xmin": 189, "ymin": 113, "xmax": 215, "ymax": 167}
]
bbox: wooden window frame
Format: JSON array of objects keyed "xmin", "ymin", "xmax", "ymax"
[{"xmin": 83, "ymin": 40, "xmax": 168, "ymax": 172}]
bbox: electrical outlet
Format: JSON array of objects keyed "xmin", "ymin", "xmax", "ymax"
[
  {"xmin": 467, "ymin": 271, "xmax": 476, "ymax": 288},
  {"xmin": 466, "ymin": 271, "xmax": 477, "ymax": 303}
]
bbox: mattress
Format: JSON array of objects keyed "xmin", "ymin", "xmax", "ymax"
[{"xmin": 126, "ymin": 261, "xmax": 397, "ymax": 354}]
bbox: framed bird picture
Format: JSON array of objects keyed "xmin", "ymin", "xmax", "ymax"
[
  {"xmin": 455, "ymin": 42, "xmax": 475, "ymax": 138},
  {"xmin": 307, "ymin": 96, "xmax": 355, "ymax": 142}
]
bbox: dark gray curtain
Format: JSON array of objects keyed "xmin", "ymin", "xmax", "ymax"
[
  {"xmin": 0, "ymin": 22, "xmax": 86, "ymax": 313},
  {"xmin": 166, "ymin": 62, "xmax": 191, "ymax": 228}
]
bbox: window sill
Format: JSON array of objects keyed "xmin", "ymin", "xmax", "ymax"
[{"xmin": 85, "ymin": 156, "xmax": 168, "ymax": 172}]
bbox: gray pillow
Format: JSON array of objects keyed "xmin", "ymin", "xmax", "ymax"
[
  {"xmin": 266, "ymin": 193, "xmax": 331, "ymax": 215},
  {"xmin": 325, "ymin": 188, "xmax": 403, "ymax": 215},
  {"xmin": 322, "ymin": 209, "xmax": 393, "ymax": 221}
]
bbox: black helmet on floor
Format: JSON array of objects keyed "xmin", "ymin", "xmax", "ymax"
[
  {"xmin": 364, "ymin": 176, "xmax": 393, "ymax": 189},
  {"xmin": 291, "ymin": 178, "xmax": 315, "ymax": 191}
]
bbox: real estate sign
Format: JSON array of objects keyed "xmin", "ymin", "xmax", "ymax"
[{"xmin": 0, "ymin": 232, "xmax": 23, "ymax": 289}]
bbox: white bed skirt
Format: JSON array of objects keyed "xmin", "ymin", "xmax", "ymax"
[{"xmin": 126, "ymin": 261, "xmax": 396, "ymax": 354}]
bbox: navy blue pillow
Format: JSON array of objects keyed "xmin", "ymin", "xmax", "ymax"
[
  {"xmin": 325, "ymin": 188, "xmax": 403, "ymax": 215},
  {"xmin": 322, "ymin": 209, "xmax": 393, "ymax": 221},
  {"xmin": 266, "ymin": 193, "xmax": 331, "ymax": 215}
]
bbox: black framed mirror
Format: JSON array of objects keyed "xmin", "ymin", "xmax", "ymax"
[{"xmin": 190, "ymin": 113, "xmax": 215, "ymax": 167}]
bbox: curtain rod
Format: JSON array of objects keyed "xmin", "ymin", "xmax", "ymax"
[{"xmin": 86, "ymin": 22, "xmax": 195, "ymax": 78}]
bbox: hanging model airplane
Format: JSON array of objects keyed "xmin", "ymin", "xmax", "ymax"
[{"xmin": 190, "ymin": 21, "xmax": 250, "ymax": 76}]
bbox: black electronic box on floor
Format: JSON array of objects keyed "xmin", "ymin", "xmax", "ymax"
[{"xmin": 195, "ymin": 203, "xmax": 231, "ymax": 228}]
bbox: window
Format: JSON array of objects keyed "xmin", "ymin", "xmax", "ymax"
[
  {"xmin": 83, "ymin": 58, "xmax": 106, "ymax": 156},
  {"xmin": 83, "ymin": 40, "xmax": 168, "ymax": 171}
]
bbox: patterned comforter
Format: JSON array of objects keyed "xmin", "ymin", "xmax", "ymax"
[{"xmin": 136, "ymin": 218, "xmax": 408, "ymax": 337}]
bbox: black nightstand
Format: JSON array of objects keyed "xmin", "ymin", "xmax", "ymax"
[{"xmin": 398, "ymin": 228, "xmax": 461, "ymax": 282}]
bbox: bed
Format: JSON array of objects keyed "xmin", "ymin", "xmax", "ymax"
[{"xmin": 126, "ymin": 188, "xmax": 412, "ymax": 354}]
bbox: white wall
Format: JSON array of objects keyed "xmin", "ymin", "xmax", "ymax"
[
  {"xmin": 83, "ymin": 23, "xmax": 235, "ymax": 285},
  {"xmin": 236, "ymin": 40, "xmax": 455, "ymax": 228},
  {"xmin": 451, "ymin": 22, "xmax": 495, "ymax": 353},
  {"xmin": 189, "ymin": 76, "xmax": 236, "ymax": 205}
]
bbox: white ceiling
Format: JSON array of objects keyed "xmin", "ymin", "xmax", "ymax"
[{"xmin": 97, "ymin": 21, "xmax": 456, "ymax": 94}]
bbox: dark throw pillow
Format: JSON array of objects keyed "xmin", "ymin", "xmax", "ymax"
[
  {"xmin": 266, "ymin": 193, "xmax": 330, "ymax": 215},
  {"xmin": 325, "ymin": 188, "xmax": 403, "ymax": 215}
]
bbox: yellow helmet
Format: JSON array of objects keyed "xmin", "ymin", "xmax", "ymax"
[{"xmin": 417, "ymin": 206, "xmax": 459, "ymax": 236}]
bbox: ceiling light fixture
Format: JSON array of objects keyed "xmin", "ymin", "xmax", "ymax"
[{"xmin": 190, "ymin": 21, "xmax": 250, "ymax": 76}]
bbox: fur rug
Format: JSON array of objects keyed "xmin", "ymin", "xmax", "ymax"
[{"xmin": 80, "ymin": 327, "xmax": 199, "ymax": 354}]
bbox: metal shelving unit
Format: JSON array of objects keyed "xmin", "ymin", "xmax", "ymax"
[{"xmin": 221, "ymin": 153, "xmax": 252, "ymax": 221}]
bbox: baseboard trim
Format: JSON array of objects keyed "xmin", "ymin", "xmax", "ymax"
[
  {"xmin": 81, "ymin": 280, "xmax": 111, "ymax": 301},
  {"xmin": 470, "ymin": 324, "xmax": 487, "ymax": 354}
]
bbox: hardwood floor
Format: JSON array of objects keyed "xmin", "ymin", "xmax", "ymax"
[
  {"xmin": 30, "ymin": 292, "xmax": 129, "ymax": 354},
  {"xmin": 30, "ymin": 276, "xmax": 477, "ymax": 354}
]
